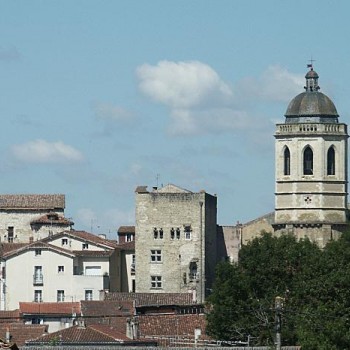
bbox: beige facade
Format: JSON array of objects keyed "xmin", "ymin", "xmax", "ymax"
[
  {"xmin": 274, "ymin": 66, "xmax": 349, "ymax": 246},
  {"xmin": 0, "ymin": 194, "xmax": 72, "ymax": 243},
  {"xmin": 135, "ymin": 184, "xmax": 217, "ymax": 303}
]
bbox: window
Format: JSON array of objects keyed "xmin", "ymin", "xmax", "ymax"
[
  {"xmin": 82, "ymin": 243, "xmax": 89, "ymax": 249},
  {"xmin": 34, "ymin": 290, "xmax": 42, "ymax": 303},
  {"xmin": 58, "ymin": 266, "xmax": 64, "ymax": 273},
  {"xmin": 7, "ymin": 227, "xmax": 14, "ymax": 243},
  {"xmin": 57, "ymin": 290, "xmax": 65, "ymax": 302},
  {"xmin": 284, "ymin": 147, "xmax": 290, "ymax": 175},
  {"xmin": 184, "ymin": 226, "xmax": 192, "ymax": 240},
  {"xmin": 153, "ymin": 228, "xmax": 163, "ymax": 239},
  {"xmin": 189, "ymin": 262, "xmax": 198, "ymax": 280},
  {"xmin": 131, "ymin": 254, "xmax": 135, "ymax": 273},
  {"xmin": 171, "ymin": 227, "xmax": 181, "ymax": 240},
  {"xmin": 35, "ymin": 249, "xmax": 42, "ymax": 256},
  {"xmin": 176, "ymin": 228, "xmax": 180, "ymax": 239},
  {"xmin": 303, "ymin": 146, "xmax": 313, "ymax": 175},
  {"xmin": 151, "ymin": 276, "xmax": 162, "ymax": 289},
  {"xmin": 151, "ymin": 250, "xmax": 162, "ymax": 263},
  {"xmin": 61, "ymin": 238, "xmax": 68, "ymax": 246},
  {"xmin": 327, "ymin": 146, "xmax": 335, "ymax": 175},
  {"xmin": 85, "ymin": 290, "xmax": 93, "ymax": 301},
  {"xmin": 126, "ymin": 233, "xmax": 133, "ymax": 242},
  {"xmin": 33, "ymin": 266, "xmax": 43, "ymax": 285}
]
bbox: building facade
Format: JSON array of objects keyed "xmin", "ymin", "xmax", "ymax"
[
  {"xmin": 0, "ymin": 230, "xmax": 118, "ymax": 310},
  {"xmin": 135, "ymin": 184, "xmax": 217, "ymax": 303},
  {"xmin": 274, "ymin": 65, "xmax": 349, "ymax": 246},
  {"xmin": 0, "ymin": 194, "xmax": 73, "ymax": 243}
]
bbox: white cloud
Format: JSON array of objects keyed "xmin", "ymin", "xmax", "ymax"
[
  {"xmin": 137, "ymin": 61, "xmax": 304, "ymax": 136},
  {"xmin": 11, "ymin": 139, "xmax": 84, "ymax": 164},
  {"xmin": 260, "ymin": 65, "xmax": 304, "ymax": 102},
  {"xmin": 137, "ymin": 60, "xmax": 233, "ymax": 109},
  {"xmin": 92, "ymin": 102, "xmax": 134, "ymax": 122}
]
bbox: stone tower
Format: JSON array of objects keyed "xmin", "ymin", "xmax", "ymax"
[
  {"xmin": 274, "ymin": 65, "xmax": 349, "ymax": 246},
  {"xmin": 134, "ymin": 184, "xmax": 217, "ymax": 303}
]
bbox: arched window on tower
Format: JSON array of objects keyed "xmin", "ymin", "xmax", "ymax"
[
  {"xmin": 327, "ymin": 146, "xmax": 335, "ymax": 175},
  {"xmin": 303, "ymin": 146, "xmax": 313, "ymax": 175},
  {"xmin": 284, "ymin": 147, "xmax": 290, "ymax": 175}
]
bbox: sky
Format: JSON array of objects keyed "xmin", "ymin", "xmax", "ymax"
[{"xmin": 1, "ymin": 0, "xmax": 350, "ymax": 239}]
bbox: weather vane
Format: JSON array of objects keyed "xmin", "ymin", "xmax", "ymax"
[{"xmin": 307, "ymin": 56, "xmax": 316, "ymax": 69}]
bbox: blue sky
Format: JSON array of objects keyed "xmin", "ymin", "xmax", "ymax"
[{"xmin": 1, "ymin": 1, "xmax": 350, "ymax": 238}]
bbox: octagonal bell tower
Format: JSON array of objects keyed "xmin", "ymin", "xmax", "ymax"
[{"xmin": 274, "ymin": 65, "xmax": 349, "ymax": 245}]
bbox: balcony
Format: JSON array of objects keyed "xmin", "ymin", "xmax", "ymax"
[{"xmin": 33, "ymin": 274, "xmax": 43, "ymax": 285}]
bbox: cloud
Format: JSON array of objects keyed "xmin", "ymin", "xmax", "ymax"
[
  {"xmin": 0, "ymin": 46, "xmax": 21, "ymax": 62},
  {"xmin": 136, "ymin": 60, "xmax": 304, "ymax": 136},
  {"xmin": 92, "ymin": 102, "xmax": 134, "ymax": 122},
  {"xmin": 11, "ymin": 139, "xmax": 84, "ymax": 164},
  {"xmin": 137, "ymin": 60, "xmax": 233, "ymax": 109},
  {"xmin": 237, "ymin": 65, "xmax": 304, "ymax": 103}
]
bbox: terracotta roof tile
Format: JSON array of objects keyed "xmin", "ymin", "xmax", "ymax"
[
  {"xmin": 0, "ymin": 194, "xmax": 65, "ymax": 210},
  {"xmin": 0, "ymin": 323, "xmax": 48, "ymax": 347},
  {"xmin": 138, "ymin": 314, "xmax": 209, "ymax": 339},
  {"xmin": 73, "ymin": 250, "xmax": 113, "ymax": 257},
  {"xmin": 30, "ymin": 213, "xmax": 73, "ymax": 226},
  {"xmin": 0, "ymin": 310, "xmax": 20, "ymax": 323},
  {"xmin": 25, "ymin": 324, "xmax": 146, "ymax": 345},
  {"xmin": 104, "ymin": 292, "xmax": 196, "ymax": 306},
  {"xmin": 19, "ymin": 302, "xmax": 81, "ymax": 315},
  {"xmin": 2, "ymin": 242, "xmax": 75, "ymax": 259},
  {"xmin": 117, "ymin": 226, "xmax": 135, "ymax": 234},
  {"xmin": 0, "ymin": 243, "xmax": 28, "ymax": 257},
  {"xmin": 41, "ymin": 230, "xmax": 117, "ymax": 249}
]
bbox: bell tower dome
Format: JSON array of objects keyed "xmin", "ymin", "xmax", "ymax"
[{"xmin": 274, "ymin": 64, "xmax": 348, "ymax": 245}]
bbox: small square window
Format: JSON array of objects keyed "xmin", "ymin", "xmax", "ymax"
[
  {"xmin": 151, "ymin": 276, "xmax": 162, "ymax": 289},
  {"xmin": 82, "ymin": 243, "xmax": 89, "ymax": 249},
  {"xmin": 58, "ymin": 266, "xmax": 64, "ymax": 273},
  {"xmin": 61, "ymin": 238, "xmax": 68, "ymax": 246},
  {"xmin": 151, "ymin": 250, "xmax": 162, "ymax": 263},
  {"xmin": 35, "ymin": 249, "xmax": 42, "ymax": 256}
]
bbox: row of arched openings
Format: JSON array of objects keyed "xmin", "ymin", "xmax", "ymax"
[{"xmin": 284, "ymin": 146, "xmax": 335, "ymax": 176}]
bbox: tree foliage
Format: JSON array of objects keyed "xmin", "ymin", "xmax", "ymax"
[{"xmin": 206, "ymin": 231, "xmax": 350, "ymax": 349}]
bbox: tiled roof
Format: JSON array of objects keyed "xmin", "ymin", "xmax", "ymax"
[
  {"xmin": 41, "ymin": 230, "xmax": 117, "ymax": 249},
  {"xmin": 117, "ymin": 226, "xmax": 135, "ymax": 234},
  {"xmin": 138, "ymin": 314, "xmax": 208, "ymax": 338},
  {"xmin": 104, "ymin": 292, "xmax": 196, "ymax": 307},
  {"xmin": 0, "ymin": 243, "xmax": 28, "ymax": 257},
  {"xmin": 0, "ymin": 310, "xmax": 20, "ymax": 323},
  {"xmin": 0, "ymin": 323, "xmax": 47, "ymax": 347},
  {"xmin": 0, "ymin": 194, "xmax": 65, "ymax": 210},
  {"xmin": 19, "ymin": 302, "xmax": 81, "ymax": 315},
  {"xmin": 31, "ymin": 213, "xmax": 73, "ymax": 226},
  {"xmin": 81, "ymin": 300, "xmax": 133, "ymax": 318},
  {"xmin": 26, "ymin": 324, "xmax": 133, "ymax": 344},
  {"xmin": 116, "ymin": 240, "xmax": 135, "ymax": 251},
  {"xmin": 2, "ymin": 241, "xmax": 75, "ymax": 259}
]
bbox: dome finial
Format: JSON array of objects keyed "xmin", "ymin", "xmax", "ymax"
[{"xmin": 304, "ymin": 58, "xmax": 320, "ymax": 92}]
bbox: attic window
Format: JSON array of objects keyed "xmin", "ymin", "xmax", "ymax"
[
  {"xmin": 82, "ymin": 243, "xmax": 89, "ymax": 250},
  {"xmin": 35, "ymin": 249, "xmax": 42, "ymax": 256},
  {"xmin": 61, "ymin": 238, "xmax": 68, "ymax": 246}
]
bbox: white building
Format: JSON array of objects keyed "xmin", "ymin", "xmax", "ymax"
[{"xmin": 0, "ymin": 230, "xmax": 118, "ymax": 310}]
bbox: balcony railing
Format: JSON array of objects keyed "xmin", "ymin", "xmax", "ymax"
[{"xmin": 33, "ymin": 274, "xmax": 43, "ymax": 285}]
